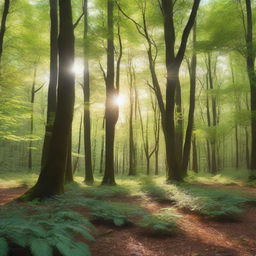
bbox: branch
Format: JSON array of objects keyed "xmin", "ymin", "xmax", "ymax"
[
  {"xmin": 145, "ymin": 80, "xmax": 156, "ymax": 92},
  {"xmin": 73, "ymin": 12, "xmax": 84, "ymax": 29},
  {"xmin": 99, "ymin": 62, "xmax": 107, "ymax": 83},
  {"xmin": 34, "ymin": 82, "xmax": 46, "ymax": 93},
  {"xmin": 176, "ymin": 0, "xmax": 201, "ymax": 65},
  {"xmin": 115, "ymin": 0, "xmax": 146, "ymax": 38}
]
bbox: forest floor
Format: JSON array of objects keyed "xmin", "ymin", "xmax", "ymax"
[{"xmin": 0, "ymin": 174, "xmax": 256, "ymax": 256}]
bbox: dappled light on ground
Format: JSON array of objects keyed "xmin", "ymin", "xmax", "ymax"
[{"xmin": 0, "ymin": 175, "xmax": 256, "ymax": 256}]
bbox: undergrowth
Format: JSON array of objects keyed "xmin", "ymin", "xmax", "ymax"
[
  {"xmin": 137, "ymin": 208, "xmax": 179, "ymax": 235},
  {"xmin": 0, "ymin": 204, "xmax": 94, "ymax": 256},
  {"xmin": 141, "ymin": 178, "xmax": 256, "ymax": 219},
  {"xmin": 48, "ymin": 189, "xmax": 146, "ymax": 227}
]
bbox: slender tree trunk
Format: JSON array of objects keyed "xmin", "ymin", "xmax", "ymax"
[
  {"xmin": 207, "ymin": 54, "xmax": 218, "ymax": 174},
  {"xmin": 28, "ymin": 65, "xmax": 38, "ymax": 170},
  {"xmin": 83, "ymin": 0, "xmax": 93, "ymax": 185},
  {"xmin": 192, "ymin": 135, "xmax": 198, "ymax": 172},
  {"xmin": 235, "ymin": 125, "xmax": 239, "ymax": 168},
  {"xmin": 73, "ymin": 115, "xmax": 82, "ymax": 173},
  {"xmin": 65, "ymin": 131, "xmax": 73, "ymax": 183},
  {"xmin": 128, "ymin": 57, "xmax": 135, "ymax": 176},
  {"xmin": 245, "ymin": 127, "xmax": 250, "ymax": 169},
  {"xmin": 21, "ymin": 0, "xmax": 75, "ymax": 200},
  {"xmin": 0, "ymin": 0, "xmax": 10, "ymax": 64},
  {"xmin": 206, "ymin": 140, "xmax": 211, "ymax": 172},
  {"xmin": 92, "ymin": 118, "xmax": 98, "ymax": 172},
  {"xmin": 102, "ymin": 0, "xmax": 118, "ymax": 185},
  {"xmin": 99, "ymin": 118, "xmax": 105, "ymax": 174},
  {"xmin": 181, "ymin": 22, "xmax": 197, "ymax": 175},
  {"xmin": 245, "ymin": 0, "xmax": 256, "ymax": 179},
  {"xmin": 41, "ymin": 0, "xmax": 58, "ymax": 167}
]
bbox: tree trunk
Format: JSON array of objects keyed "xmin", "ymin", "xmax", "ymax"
[
  {"xmin": 99, "ymin": 118, "xmax": 105, "ymax": 174},
  {"xmin": 83, "ymin": 0, "xmax": 93, "ymax": 185},
  {"xmin": 21, "ymin": 0, "xmax": 75, "ymax": 200},
  {"xmin": 192, "ymin": 135, "xmax": 198, "ymax": 172},
  {"xmin": 65, "ymin": 131, "xmax": 73, "ymax": 183},
  {"xmin": 41, "ymin": 0, "xmax": 58, "ymax": 167},
  {"xmin": 128, "ymin": 57, "xmax": 135, "ymax": 176},
  {"xmin": 245, "ymin": 0, "xmax": 256, "ymax": 179},
  {"xmin": 102, "ymin": 0, "xmax": 117, "ymax": 185},
  {"xmin": 181, "ymin": 22, "xmax": 197, "ymax": 176},
  {"xmin": 0, "ymin": 0, "xmax": 10, "ymax": 64},
  {"xmin": 28, "ymin": 65, "xmax": 38, "ymax": 170},
  {"xmin": 73, "ymin": 115, "xmax": 82, "ymax": 173},
  {"xmin": 162, "ymin": 0, "xmax": 200, "ymax": 182},
  {"xmin": 235, "ymin": 125, "xmax": 239, "ymax": 168}
]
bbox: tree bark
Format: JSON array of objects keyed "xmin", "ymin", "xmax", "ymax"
[
  {"xmin": 0, "ymin": 0, "xmax": 10, "ymax": 64},
  {"xmin": 102, "ymin": 0, "xmax": 118, "ymax": 185},
  {"xmin": 162, "ymin": 0, "xmax": 200, "ymax": 181},
  {"xmin": 245, "ymin": 0, "xmax": 256, "ymax": 179},
  {"xmin": 181, "ymin": 22, "xmax": 197, "ymax": 175},
  {"xmin": 128, "ymin": 57, "xmax": 135, "ymax": 176},
  {"xmin": 192, "ymin": 135, "xmax": 198, "ymax": 172},
  {"xmin": 28, "ymin": 65, "xmax": 38, "ymax": 170},
  {"xmin": 83, "ymin": 0, "xmax": 94, "ymax": 185},
  {"xmin": 41, "ymin": 0, "xmax": 58, "ymax": 167},
  {"xmin": 65, "ymin": 130, "xmax": 73, "ymax": 183},
  {"xmin": 21, "ymin": 0, "xmax": 75, "ymax": 200},
  {"xmin": 73, "ymin": 115, "xmax": 83, "ymax": 173}
]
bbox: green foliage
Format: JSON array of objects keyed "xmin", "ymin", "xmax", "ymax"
[
  {"xmin": 88, "ymin": 200, "xmax": 146, "ymax": 226},
  {"xmin": 140, "ymin": 178, "xmax": 172, "ymax": 202},
  {"xmin": 141, "ymin": 178, "xmax": 255, "ymax": 219},
  {"xmin": 137, "ymin": 208, "xmax": 179, "ymax": 236},
  {"xmin": 51, "ymin": 189, "xmax": 146, "ymax": 227},
  {"xmin": 82, "ymin": 185, "xmax": 131, "ymax": 199},
  {"xmin": 0, "ymin": 237, "xmax": 8, "ymax": 256},
  {"xmin": 0, "ymin": 205, "xmax": 94, "ymax": 256},
  {"xmin": 186, "ymin": 169, "xmax": 250, "ymax": 186}
]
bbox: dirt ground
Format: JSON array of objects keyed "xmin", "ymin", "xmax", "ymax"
[{"xmin": 1, "ymin": 185, "xmax": 256, "ymax": 256}]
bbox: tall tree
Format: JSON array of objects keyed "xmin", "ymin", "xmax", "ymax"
[
  {"xmin": 245, "ymin": 0, "xmax": 256, "ymax": 179},
  {"xmin": 83, "ymin": 0, "xmax": 94, "ymax": 185},
  {"xmin": 161, "ymin": 0, "xmax": 200, "ymax": 181},
  {"xmin": 118, "ymin": 0, "xmax": 200, "ymax": 181},
  {"xmin": 102, "ymin": 0, "xmax": 122, "ymax": 185},
  {"xmin": 21, "ymin": 0, "xmax": 75, "ymax": 200},
  {"xmin": 41, "ymin": 0, "xmax": 58, "ymax": 167},
  {"xmin": 182, "ymin": 22, "xmax": 197, "ymax": 173},
  {"xmin": 127, "ymin": 56, "xmax": 135, "ymax": 176}
]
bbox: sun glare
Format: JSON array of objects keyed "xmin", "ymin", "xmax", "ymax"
[
  {"xmin": 72, "ymin": 64, "xmax": 84, "ymax": 76},
  {"xmin": 113, "ymin": 94, "xmax": 127, "ymax": 107}
]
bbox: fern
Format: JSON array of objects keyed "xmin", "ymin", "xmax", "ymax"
[
  {"xmin": 137, "ymin": 208, "xmax": 179, "ymax": 235},
  {"xmin": 0, "ymin": 207, "xmax": 94, "ymax": 256},
  {"xmin": 29, "ymin": 238, "xmax": 53, "ymax": 256},
  {"xmin": 141, "ymin": 179, "xmax": 256, "ymax": 218},
  {"xmin": 0, "ymin": 237, "xmax": 8, "ymax": 256}
]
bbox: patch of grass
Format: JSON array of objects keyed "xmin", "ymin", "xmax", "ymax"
[
  {"xmin": 0, "ymin": 171, "xmax": 38, "ymax": 188},
  {"xmin": 186, "ymin": 169, "xmax": 250, "ymax": 186},
  {"xmin": 140, "ymin": 178, "xmax": 256, "ymax": 219},
  {"xmin": 137, "ymin": 208, "xmax": 179, "ymax": 236},
  {"xmin": 82, "ymin": 185, "xmax": 131, "ymax": 199}
]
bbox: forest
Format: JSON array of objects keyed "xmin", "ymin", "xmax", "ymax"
[{"xmin": 0, "ymin": 0, "xmax": 256, "ymax": 255}]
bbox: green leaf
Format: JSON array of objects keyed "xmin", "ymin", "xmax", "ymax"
[
  {"xmin": 0, "ymin": 237, "xmax": 8, "ymax": 256},
  {"xmin": 29, "ymin": 238, "xmax": 53, "ymax": 256},
  {"xmin": 113, "ymin": 218, "xmax": 125, "ymax": 226}
]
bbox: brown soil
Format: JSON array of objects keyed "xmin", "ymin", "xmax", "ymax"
[
  {"xmin": 1, "ymin": 185, "xmax": 256, "ymax": 256},
  {"xmin": 0, "ymin": 186, "xmax": 27, "ymax": 205}
]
